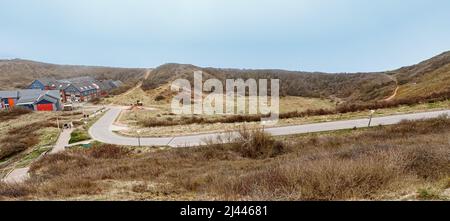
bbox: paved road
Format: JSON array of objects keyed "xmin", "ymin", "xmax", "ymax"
[
  {"xmin": 89, "ymin": 107, "xmax": 450, "ymax": 148},
  {"xmin": 50, "ymin": 128, "xmax": 74, "ymax": 154}
]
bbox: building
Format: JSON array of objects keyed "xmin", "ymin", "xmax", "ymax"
[
  {"xmin": 28, "ymin": 76, "xmax": 122, "ymax": 103},
  {"xmin": 0, "ymin": 91, "xmax": 20, "ymax": 109},
  {"xmin": 96, "ymin": 80, "xmax": 114, "ymax": 96},
  {"xmin": 0, "ymin": 90, "xmax": 62, "ymax": 111},
  {"xmin": 28, "ymin": 78, "xmax": 57, "ymax": 90},
  {"xmin": 62, "ymin": 81, "xmax": 100, "ymax": 102},
  {"xmin": 110, "ymin": 80, "xmax": 123, "ymax": 88}
]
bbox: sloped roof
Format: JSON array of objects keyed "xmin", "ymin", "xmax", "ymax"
[
  {"xmin": 18, "ymin": 89, "xmax": 45, "ymax": 97},
  {"xmin": 51, "ymin": 82, "xmax": 71, "ymax": 90},
  {"xmin": 16, "ymin": 90, "xmax": 42, "ymax": 104},
  {"xmin": 46, "ymin": 90, "xmax": 61, "ymax": 99},
  {"xmin": 96, "ymin": 80, "xmax": 114, "ymax": 91},
  {"xmin": 16, "ymin": 95, "xmax": 39, "ymax": 105},
  {"xmin": 110, "ymin": 80, "xmax": 123, "ymax": 88},
  {"xmin": 70, "ymin": 82, "xmax": 99, "ymax": 92},
  {"xmin": 16, "ymin": 90, "xmax": 61, "ymax": 105},
  {"xmin": 37, "ymin": 94, "xmax": 58, "ymax": 104},
  {"xmin": 0, "ymin": 91, "xmax": 19, "ymax": 99},
  {"xmin": 35, "ymin": 78, "xmax": 56, "ymax": 86},
  {"xmin": 29, "ymin": 76, "xmax": 119, "ymax": 93},
  {"xmin": 61, "ymin": 76, "xmax": 96, "ymax": 83}
]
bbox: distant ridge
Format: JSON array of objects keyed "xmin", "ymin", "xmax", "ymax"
[
  {"xmin": 0, "ymin": 59, "xmax": 146, "ymax": 90},
  {"xmin": 141, "ymin": 51, "xmax": 450, "ymax": 103}
]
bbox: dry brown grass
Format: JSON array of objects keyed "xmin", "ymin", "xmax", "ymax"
[
  {"xmin": 0, "ymin": 108, "xmax": 32, "ymax": 121},
  {"xmin": 228, "ymin": 128, "xmax": 288, "ymax": 159},
  {"xmin": 1, "ymin": 117, "xmax": 449, "ymax": 200},
  {"xmin": 138, "ymin": 94, "xmax": 450, "ymax": 128},
  {"xmin": 0, "ymin": 121, "xmax": 56, "ymax": 160}
]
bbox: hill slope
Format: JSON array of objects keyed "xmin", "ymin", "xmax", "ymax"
[
  {"xmin": 142, "ymin": 64, "xmax": 396, "ymax": 103},
  {"xmin": 389, "ymin": 51, "xmax": 450, "ymax": 100},
  {"xmin": 0, "ymin": 59, "xmax": 146, "ymax": 90},
  {"xmin": 142, "ymin": 51, "xmax": 450, "ymax": 103}
]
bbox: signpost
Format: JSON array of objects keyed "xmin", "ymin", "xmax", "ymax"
[
  {"xmin": 368, "ymin": 110, "xmax": 375, "ymax": 127},
  {"xmin": 137, "ymin": 130, "xmax": 142, "ymax": 147}
]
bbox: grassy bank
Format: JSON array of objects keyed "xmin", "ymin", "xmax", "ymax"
[
  {"xmin": 69, "ymin": 129, "xmax": 91, "ymax": 144},
  {"xmin": 1, "ymin": 116, "xmax": 449, "ymax": 200}
]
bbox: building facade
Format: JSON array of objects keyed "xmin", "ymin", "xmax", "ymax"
[
  {"xmin": 0, "ymin": 90, "xmax": 62, "ymax": 111},
  {"xmin": 27, "ymin": 76, "xmax": 122, "ymax": 103}
]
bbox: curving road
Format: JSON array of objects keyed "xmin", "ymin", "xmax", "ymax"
[{"xmin": 89, "ymin": 107, "xmax": 450, "ymax": 148}]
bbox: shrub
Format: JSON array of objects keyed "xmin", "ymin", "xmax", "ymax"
[
  {"xmin": 0, "ymin": 183, "xmax": 31, "ymax": 198},
  {"xmin": 0, "ymin": 126, "xmax": 40, "ymax": 160},
  {"xmin": 7, "ymin": 121, "xmax": 56, "ymax": 135},
  {"xmin": 154, "ymin": 95, "xmax": 165, "ymax": 101},
  {"xmin": 231, "ymin": 128, "xmax": 289, "ymax": 159},
  {"xmin": 90, "ymin": 97, "xmax": 101, "ymax": 104},
  {"xmin": 87, "ymin": 144, "xmax": 129, "ymax": 159},
  {"xmin": 416, "ymin": 188, "xmax": 442, "ymax": 200},
  {"xmin": 403, "ymin": 146, "xmax": 450, "ymax": 180}
]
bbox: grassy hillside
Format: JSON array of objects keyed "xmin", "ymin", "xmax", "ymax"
[
  {"xmin": 142, "ymin": 63, "xmax": 396, "ymax": 103},
  {"xmin": 142, "ymin": 51, "xmax": 450, "ymax": 104},
  {"xmin": 390, "ymin": 51, "xmax": 450, "ymax": 100},
  {"xmin": 0, "ymin": 59, "xmax": 147, "ymax": 90}
]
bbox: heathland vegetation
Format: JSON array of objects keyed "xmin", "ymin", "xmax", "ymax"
[
  {"xmin": 1, "ymin": 117, "xmax": 449, "ymax": 200},
  {"xmin": 142, "ymin": 51, "xmax": 450, "ymax": 104},
  {"xmin": 134, "ymin": 51, "xmax": 450, "ymax": 129}
]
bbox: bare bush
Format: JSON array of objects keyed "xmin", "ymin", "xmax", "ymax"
[{"xmin": 231, "ymin": 128, "xmax": 289, "ymax": 159}]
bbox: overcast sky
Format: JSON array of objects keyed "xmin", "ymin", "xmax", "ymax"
[{"xmin": 1, "ymin": 0, "xmax": 450, "ymax": 72}]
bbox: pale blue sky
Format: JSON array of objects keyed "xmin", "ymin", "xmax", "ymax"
[{"xmin": 1, "ymin": 0, "xmax": 450, "ymax": 72}]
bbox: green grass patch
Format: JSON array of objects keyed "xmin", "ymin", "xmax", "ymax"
[
  {"xmin": 416, "ymin": 188, "xmax": 443, "ymax": 200},
  {"xmin": 16, "ymin": 146, "xmax": 52, "ymax": 168},
  {"xmin": 69, "ymin": 129, "xmax": 91, "ymax": 144}
]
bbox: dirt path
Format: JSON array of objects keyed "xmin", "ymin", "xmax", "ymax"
[
  {"xmin": 123, "ymin": 69, "xmax": 151, "ymax": 96},
  {"xmin": 385, "ymin": 86, "xmax": 399, "ymax": 101},
  {"xmin": 143, "ymin": 69, "xmax": 151, "ymax": 80},
  {"xmin": 384, "ymin": 74, "xmax": 399, "ymax": 101}
]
